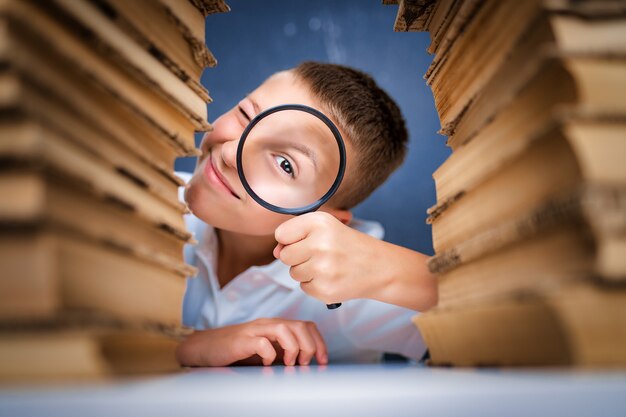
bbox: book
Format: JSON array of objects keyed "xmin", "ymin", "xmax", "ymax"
[
  {"xmin": 428, "ymin": 116, "xmax": 626, "ymax": 253},
  {"xmin": 434, "ymin": 227, "xmax": 597, "ymax": 310},
  {"xmin": 0, "ymin": 169, "xmax": 195, "ymax": 277},
  {"xmin": 0, "ymin": 0, "xmax": 204, "ymax": 150},
  {"xmin": 0, "ymin": 0, "xmax": 224, "ymax": 381},
  {"xmin": 429, "ymin": 185, "xmax": 626, "ymax": 281},
  {"xmin": 0, "ymin": 314, "xmax": 187, "ymax": 379},
  {"xmin": 426, "ymin": 1, "xmax": 544, "ymax": 135},
  {"xmin": 89, "ymin": 0, "xmax": 215, "ymax": 101},
  {"xmin": 432, "ymin": 56, "xmax": 626, "ymax": 206},
  {"xmin": 40, "ymin": 0, "xmax": 211, "ymax": 127},
  {"xmin": 155, "ymin": 0, "xmax": 231, "ymax": 76},
  {"xmin": 390, "ymin": 0, "xmax": 436, "ymax": 32},
  {"xmin": 187, "ymin": 0, "xmax": 230, "ymax": 17},
  {"xmin": 387, "ymin": 0, "xmax": 626, "ymax": 367},
  {"xmin": 0, "ymin": 228, "xmax": 186, "ymax": 325},
  {"xmin": 415, "ymin": 281, "xmax": 626, "ymax": 367},
  {"xmin": 445, "ymin": 12, "xmax": 626, "ymax": 149},
  {"xmin": 0, "ymin": 36, "xmax": 195, "ymax": 178},
  {"xmin": 0, "ymin": 70, "xmax": 184, "ymax": 212},
  {"xmin": 0, "ymin": 120, "xmax": 190, "ymax": 240}
]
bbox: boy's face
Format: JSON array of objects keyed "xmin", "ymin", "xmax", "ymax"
[{"xmin": 185, "ymin": 71, "xmax": 352, "ymax": 236}]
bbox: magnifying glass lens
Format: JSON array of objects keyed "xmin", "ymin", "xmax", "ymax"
[{"xmin": 240, "ymin": 109, "xmax": 342, "ymax": 211}]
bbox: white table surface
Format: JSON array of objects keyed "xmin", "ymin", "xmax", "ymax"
[{"xmin": 1, "ymin": 363, "xmax": 626, "ymax": 417}]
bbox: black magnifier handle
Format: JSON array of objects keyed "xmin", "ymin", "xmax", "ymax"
[{"xmin": 326, "ymin": 303, "xmax": 342, "ymax": 309}]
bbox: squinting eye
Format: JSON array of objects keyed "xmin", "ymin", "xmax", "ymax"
[{"xmin": 274, "ymin": 155, "xmax": 295, "ymax": 178}]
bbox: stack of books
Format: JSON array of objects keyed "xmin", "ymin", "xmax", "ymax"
[
  {"xmin": 387, "ymin": 0, "xmax": 626, "ymax": 366},
  {"xmin": 0, "ymin": 0, "xmax": 229, "ymax": 380}
]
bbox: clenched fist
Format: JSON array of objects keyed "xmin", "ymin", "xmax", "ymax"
[{"xmin": 274, "ymin": 211, "xmax": 438, "ymax": 311}]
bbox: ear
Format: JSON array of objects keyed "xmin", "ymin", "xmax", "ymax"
[{"xmin": 321, "ymin": 208, "xmax": 352, "ymax": 225}]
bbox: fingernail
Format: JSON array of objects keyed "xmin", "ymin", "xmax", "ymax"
[{"xmin": 321, "ymin": 354, "xmax": 328, "ymax": 364}]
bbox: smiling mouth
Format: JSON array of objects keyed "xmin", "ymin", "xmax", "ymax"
[{"xmin": 204, "ymin": 152, "xmax": 240, "ymax": 199}]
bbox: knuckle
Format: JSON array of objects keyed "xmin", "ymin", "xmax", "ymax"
[
  {"xmin": 274, "ymin": 224, "xmax": 288, "ymax": 241},
  {"xmin": 317, "ymin": 257, "xmax": 333, "ymax": 274},
  {"xmin": 294, "ymin": 321, "xmax": 307, "ymax": 331},
  {"xmin": 275, "ymin": 323, "xmax": 288, "ymax": 334},
  {"xmin": 299, "ymin": 282, "xmax": 312, "ymax": 295},
  {"xmin": 313, "ymin": 212, "xmax": 332, "ymax": 227},
  {"xmin": 289, "ymin": 265, "xmax": 304, "ymax": 281},
  {"xmin": 256, "ymin": 337, "xmax": 270, "ymax": 350},
  {"xmin": 301, "ymin": 347, "xmax": 315, "ymax": 357},
  {"xmin": 314, "ymin": 240, "xmax": 331, "ymax": 255},
  {"xmin": 317, "ymin": 281, "xmax": 336, "ymax": 300}
]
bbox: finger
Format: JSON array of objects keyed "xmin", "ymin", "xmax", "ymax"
[
  {"xmin": 273, "ymin": 243, "xmax": 284, "ymax": 259},
  {"xmin": 300, "ymin": 279, "xmax": 333, "ymax": 305},
  {"xmin": 278, "ymin": 239, "xmax": 313, "ymax": 267},
  {"xmin": 252, "ymin": 337, "xmax": 276, "ymax": 366},
  {"xmin": 306, "ymin": 322, "xmax": 328, "ymax": 365},
  {"xmin": 274, "ymin": 212, "xmax": 324, "ymax": 245},
  {"xmin": 288, "ymin": 322, "xmax": 318, "ymax": 366},
  {"xmin": 289, "ymin": 263, "xmax": 315, "ymax": 284},
  {"xmin": 256, "ymin": 322, "xmax": 300, "ymax": 366}
]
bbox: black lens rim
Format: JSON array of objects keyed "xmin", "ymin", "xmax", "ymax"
[{"xmin": 236, "ymin": 104, "xmax": 346, "ymax": 216}]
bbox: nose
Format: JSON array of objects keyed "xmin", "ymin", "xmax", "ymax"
[{"xmin": 219, "ymin": 138, "xmax": 239, "ymax": 170}]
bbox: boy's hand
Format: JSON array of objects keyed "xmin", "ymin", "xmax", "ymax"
[
  {"xmin": 176, "ymin": 318, "xmax": 328, "ymax": 367},
  {"xmin": 273, "ymin": 212, "xmax": 388, "ymax": 304},
  {"xmin": 274, "ymin": 212, "xmax": 438, "ymax": 311}
]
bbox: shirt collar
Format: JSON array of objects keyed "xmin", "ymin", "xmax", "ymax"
[
  {"xmin": 251, "ymin": 258, "xmax": 300, "ymax": 290},
  {"xmin": 193, "ymin": 223, "xmax": 299, "ymax": 291}
]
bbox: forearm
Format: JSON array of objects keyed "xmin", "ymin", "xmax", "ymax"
[{"xmin": 365, "ymin": 240, "xmax": 438, "ymax": 311}]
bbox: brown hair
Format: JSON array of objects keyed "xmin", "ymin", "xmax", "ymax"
[{"xmin": 292, "ymin": 62, "xmax": 408, "ymax": 209}]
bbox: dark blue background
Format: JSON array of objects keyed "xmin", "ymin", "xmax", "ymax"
[{"xmin": 175, "ymin": 0, "xmax": 450, "ymax": 255}]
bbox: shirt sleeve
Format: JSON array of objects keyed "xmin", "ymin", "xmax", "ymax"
[
  {"xmin": 336, "ymin": 298, "xmax": 427, "ymax": 360},
  {"xmin": 335, "ymin": 220, "xmax": 426, "ymax": 359},
  {"xmin": 175, "ymin": 171, "xmax": 193, "ymax": 203}
]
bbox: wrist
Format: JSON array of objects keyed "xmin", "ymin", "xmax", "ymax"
[{"xmin": 371, "ymin": 242, "xmax": 438, "ymax": 311}]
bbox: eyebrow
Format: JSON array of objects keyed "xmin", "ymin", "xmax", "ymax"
[
  {"xmin": 287, "ymin": 141, "xmax": 318, "ymax": 169},
  {"xmin": 245, "ymin": 96, "xmax": 322, "ymax": 171}
]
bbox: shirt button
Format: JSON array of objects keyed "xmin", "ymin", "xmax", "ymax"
[{"xmin": 226, "ymin": 291, "xmax": 238, "ymax": 302}]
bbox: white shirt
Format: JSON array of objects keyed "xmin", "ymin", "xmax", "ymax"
[{"xmin": 177, "ymin": 172, "xmax": 426, "ymax": 363}]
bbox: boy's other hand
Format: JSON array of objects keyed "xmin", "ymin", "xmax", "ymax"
[{"xmin": 176, "ymin": 318, "xmax": 328, "ymax": 367}]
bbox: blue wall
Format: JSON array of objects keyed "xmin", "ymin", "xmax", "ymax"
[{"xmin": 175, "ymin": 0, "xmax": 450, "ymax": 255}]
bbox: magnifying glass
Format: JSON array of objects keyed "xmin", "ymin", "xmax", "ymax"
[{"xmin": 236, "ymin": 104, "xmax": 346, "ymax": 310}]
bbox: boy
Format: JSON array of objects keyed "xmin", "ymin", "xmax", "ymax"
[{"xmin": 176, "ymin": 62, "xmax": 437, "ymax": 367}]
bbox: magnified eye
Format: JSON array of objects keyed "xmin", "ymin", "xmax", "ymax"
[{"xmin": 274, "ymin": 155, "xmax": 295, "ymax": 178}]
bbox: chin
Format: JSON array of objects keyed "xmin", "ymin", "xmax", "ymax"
[
  {"xmin": 184, "ymin": 176, "xmax": 290, "ymax": 236},
  {"xmin": 185, "ymin": 192, "xmax": 270, "ymax": 236}
]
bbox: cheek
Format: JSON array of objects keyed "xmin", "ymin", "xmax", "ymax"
[{"xmin": 184, "ymin": 177, "xmax": 290, "ymax": 236}]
